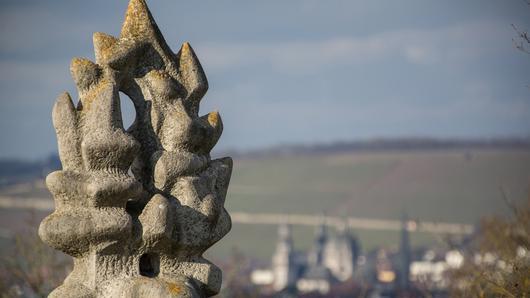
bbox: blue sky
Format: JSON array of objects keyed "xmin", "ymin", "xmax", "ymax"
[{"xmin": 1, "ymin": 0, "xmax": 529, "ymax": 159}]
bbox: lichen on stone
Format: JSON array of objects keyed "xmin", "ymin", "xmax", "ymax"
[{"xmin": 39, "ymin": 1, "xmax": 232, "ymax": 297}]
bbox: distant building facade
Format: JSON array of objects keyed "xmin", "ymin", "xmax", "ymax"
[
  {"xmin": 252, "ymin": 222, "xmax": 360, "ymax": 295},
  {"xmin": 250, "ymin": 215, "xmax": 466, "ymax": 297},
  {"xmin": 271, "ymin": 223, "xmax": 297, "ymax": 291}
]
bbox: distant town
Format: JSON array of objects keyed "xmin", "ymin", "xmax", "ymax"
[
  {"xmin": 1, "ymin": 138, "xmax": 528, "ymax": 297},
  {"xmin": 241, "ymin": 216, "xmax": 469, "ymax": 297}
]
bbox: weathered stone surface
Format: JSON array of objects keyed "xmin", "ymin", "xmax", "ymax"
[{"xmin": 38, "ymin": 1, "xmax": 232, "ymax": 297}]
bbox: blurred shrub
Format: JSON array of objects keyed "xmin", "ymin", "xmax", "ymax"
[
  {"xmin": 0, "ymin": 230, "xmax": 71, "ymax": 298},
  {"xmin": 448, "ymin": 194, "xmax": 529, "ymax": 297}
]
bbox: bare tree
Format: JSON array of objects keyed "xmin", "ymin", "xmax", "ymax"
[{"xmin": 512, "ymin": 0, "xmax": 530, "ymax": 53}]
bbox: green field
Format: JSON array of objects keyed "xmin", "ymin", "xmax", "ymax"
[
  {"xmin": 206, "ymin": 149, "xmax": 530, "ymax": 261},
  {"xmin": 1, "ymin": 149, "xmax": 529, "ymax": 262}
]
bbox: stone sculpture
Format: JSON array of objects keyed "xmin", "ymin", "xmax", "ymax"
[{"xmin": 38, "ymin": 0, "xmax": 232, "ymax": 297}]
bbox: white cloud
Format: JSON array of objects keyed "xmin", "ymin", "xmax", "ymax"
[{"xmin": 197, "ymin": 20, "xmax": 510, "ymax": 74}]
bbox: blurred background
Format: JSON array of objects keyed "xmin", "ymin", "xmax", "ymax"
[{"xmin": 0, "ymin": 0, "xmax": 529, "ymax": 297}]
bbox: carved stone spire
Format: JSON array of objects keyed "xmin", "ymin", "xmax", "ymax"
[{"xmin": 39, "ymin": 1, "xmax": 232, "ymax": 297}]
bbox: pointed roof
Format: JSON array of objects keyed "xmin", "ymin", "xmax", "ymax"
[
  {"xmin": 314, "ymin": 216, "xmax": 328, "ymax": 243},
  {"xmin": 278, "ymin": 222, "xmax": 292, "ymax": 241}
]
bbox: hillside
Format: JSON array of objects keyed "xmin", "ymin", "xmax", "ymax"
[
  {"xmin": 1, "ymin": 144, "xmax": 529, "ymax": 261},
  {"xmin": 207, "ymin": 148, "xmax": 530, "ymax": 260}
]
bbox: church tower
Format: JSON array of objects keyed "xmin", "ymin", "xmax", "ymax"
[
  {"xmin": 323, "ymin": 222, "xmax": 360, "ymax": 281},
  {"xmin": 272, "ymin": 223, "xmax": 296, "ymax": 291},
  {"xmin": 308, "ymin": 220, "xmax": 328, "ymax": 266},
  {"xmin": 398, "ymin": 213, "xmax": 411, "ymax": 289}
]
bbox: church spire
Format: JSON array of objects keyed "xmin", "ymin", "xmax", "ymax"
[
  {"xmin": 399, "ymin": 212, "xmax": 411, "ymax": 289},
  {"xmin": 310, "ymin": 215, "xmax": 328, "ymax": 266}
]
